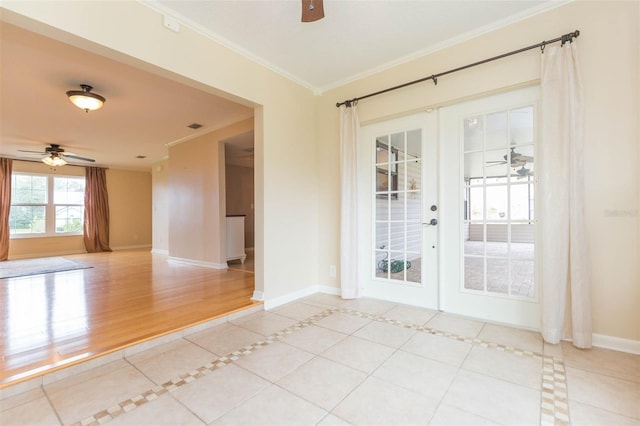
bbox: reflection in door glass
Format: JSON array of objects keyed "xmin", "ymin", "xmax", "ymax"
[
  {"xmin": 374, "ymin": 129, "xmax": 422, "ymax": 285},
  {"xmin": 462, "ymin": 105, "xmax": 536, "ymax": 298},
  {"xmin": 485, "ymin": 111, "xmax": 508, "ymax": 151},
  {"xmin": 463, "ymin": 116, "xmax": 484, "ymax": 151}
]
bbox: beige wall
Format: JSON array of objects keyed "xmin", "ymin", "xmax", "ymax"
[
  {"xmin": 316, "ymin": 1, "xmax": 639, "ymax": 341},
  {"xmin": 106, "ymin": 168, "xmax": 152, "ymax": 249},
  {"xmin": 152, "ymin": 159, "xmax": 169, "ymax": 253},
  {"xmin": 225, "ymin": 164, "xmax": 255, "ymax": 248},
  {"xmin": 7, "ymin": 160, "xmax": 152, "ymax": 258},
  {"xmin": 168, "ymin": 119, "xmax": 253, "ymax": 265}
]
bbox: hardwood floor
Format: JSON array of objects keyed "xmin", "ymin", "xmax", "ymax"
[{"xmin": 0, "ymin": 250, "xmax": 258, "ymax": 388}]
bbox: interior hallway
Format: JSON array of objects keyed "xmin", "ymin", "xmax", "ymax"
[
  {"xmin": 1, "ymin": 294, "xmax": 638, "ymax": 425},
  {"xmin": 227, "ymin": 248, "xmax": 255, "ymax": 274},
  {"xmin": 0, "ymin": 250, "xmax": 258, "ymax": 387}
]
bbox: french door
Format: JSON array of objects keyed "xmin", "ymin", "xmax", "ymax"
[
  {"xmin": 439, "ymin": 86, "xmax": 540, "ymax": 329},
  {"xmin": 356, "ymin": 87, "xmax": 539, "ymax": 328},
  {"xmin": 357, "ymin": 112, "xmax": 439, "ymax": 309}
]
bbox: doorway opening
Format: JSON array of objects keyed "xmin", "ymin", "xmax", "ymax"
[{"xmin": 223, "ymin": 130, "xmax": 255, "ymax": 273}]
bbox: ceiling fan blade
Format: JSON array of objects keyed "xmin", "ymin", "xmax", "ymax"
[
  {"xmin": 18, "ymin": 149, "xmax": 47, "ymax": 154},
  {"xmin": 301, "ymin": 0, "xmax": 324, "ymax": 22},
  {"xmin": 63, "ymin": 154, "xmax": 96, "ymax": 162}
]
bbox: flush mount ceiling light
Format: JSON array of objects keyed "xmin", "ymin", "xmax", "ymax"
[
  {"xmin": 66, "ymin": 84, "xmax": 106, "ymax": 112},
  {"xmin": 42, "ymin": 153, "xmax": 67, "ymax": 167}
]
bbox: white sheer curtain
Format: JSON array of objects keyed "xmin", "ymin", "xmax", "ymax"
[
  {"xmin": 340, "ymin": 104, "xmax": 363, "ymax": 299},
  {"xmin": 540, "ymin": 41, "xmax": 592, "ymax": 348}
]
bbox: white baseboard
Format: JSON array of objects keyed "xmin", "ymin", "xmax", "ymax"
[
  {"xmin": 8, "ymin": 245, "xmax": 153, "ymax": 260},
  {"xmin": 317, "ymin": 285, "xmax": 341, "ymax": 296},
  {"xmin": 251, "ymin": 290, "xmax": 264, "ymax": 301},
  {"xmin": 9, "ymin": 249, "xmax": 87, "ymax": 260},
  {"xmin": 167, "ymin": 257, "xmax": 227, "ymax": 269},
  {"xmin": 111, "ymin": 244, "xmax": 152, "ymax": 251},
  {"xmin": 591, "ymin": 333, "xmax": 640, "ymax": 355},
  {"xmin": 263, "ymin": 285, "xmax": 324, "ymax": 310},
  {"xmin": 151, "ymin": 249, "xmax": 169, "ymax": 255}
]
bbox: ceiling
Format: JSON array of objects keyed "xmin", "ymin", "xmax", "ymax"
[
  {"xmin": 1, "ymin": 1, "xmax": 565, "ymax": 170},
  {"xmin": 223, "ymin": 131, "xmax": 255, "ymax": 168},
  {"xmin": 150, "ymin": 0, "xmax": 565, "ymax": 91},
  {"xmin": 0, "ymin": 22, "xmax": 254, "ymax": 170}
]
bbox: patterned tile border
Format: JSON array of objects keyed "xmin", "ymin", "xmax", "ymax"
[
  {"xmin": 540, "ymin": 356, "xmax": 570, "ymax": 426},
  {"xmin": 72, "ymin": 309, "xmax": 336, "ymax": 426},
  {"xmin": 71, "ymin": 305, "xmax": 570, "ymax": 426},
  {"xmin": 341, "ymin": 307, "xmax": 570, "ymax": 425}
]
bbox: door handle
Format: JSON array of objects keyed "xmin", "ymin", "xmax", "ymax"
[{"xmin": 422, "ymin": 218, "xmax": 438, "ymax": 226}]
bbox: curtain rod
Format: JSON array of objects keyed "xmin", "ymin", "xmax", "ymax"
[{"xmin": 336, "ymin": 30, "xmax": 580, "ymax": 108}]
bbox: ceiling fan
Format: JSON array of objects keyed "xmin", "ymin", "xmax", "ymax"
[
  {"xmin": 515, "ymin": 165, "xmax": 534, "ymax": 179},
  {"xmin": 487, "ymin": 147, "xmax": 533, "ymax": 167},
  {"xmin": 19, "ymin": 144, "xmax": 96, "ymax": 166}
]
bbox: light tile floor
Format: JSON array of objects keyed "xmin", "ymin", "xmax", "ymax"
[{"xmin": 1, "ymin": 295, "xmax": 639, "ymax": 426}]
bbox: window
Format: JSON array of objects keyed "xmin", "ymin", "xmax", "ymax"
[{"xmin": 10, "ymin": 173, "xmax": 85, "ymax": 237}]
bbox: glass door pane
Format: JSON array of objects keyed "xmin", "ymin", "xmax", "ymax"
[
  {"xmin": 462, "ymin": 105, "xmax": 536, "ymax": 298},
  {"xmin": 374, "ymin": 129, "xmax": 422, "ymax": 285}
]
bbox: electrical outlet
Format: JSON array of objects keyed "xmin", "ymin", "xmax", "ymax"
[{"xmin": 329, "ymin": 265, "xmax": 336, "ymax": 278}]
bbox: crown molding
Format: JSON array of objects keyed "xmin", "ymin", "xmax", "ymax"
[
  {"xmin": 318, "ymin": 0, "xmax": 572, "ymax": 93},
  {"xmin": 140, "ymin": 0, "xmax": 571, "ymax": 96},
  {"xmin": 139, "ymin": 1, "xmax": 318, "ymax": 93}
]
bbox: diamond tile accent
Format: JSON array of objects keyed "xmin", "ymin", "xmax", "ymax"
[{"xmin": 540, "ymin": 356, "xmax": 570, "ymax": 425}]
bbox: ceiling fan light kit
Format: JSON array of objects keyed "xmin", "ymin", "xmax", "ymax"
[
  {"xmin": 66, "ymin": 84, "xmax": 105, "ymax": 112},
  {"xmin": 42, "ymin": 154, "xmax": 67, "ymax": 167},
  {"xmin": 18, "ymin": 144, "xmax": 96, "ymax": 167}
]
